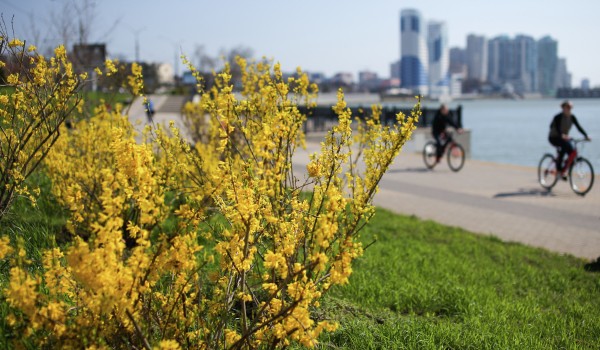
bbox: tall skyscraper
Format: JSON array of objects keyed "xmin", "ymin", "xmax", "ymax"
[
  {"xmin": 400, "ymin": 9, "xmax": 429, "ymax": 95},
  {"xmin": 487, "ymin": 35, "xmax": 539, "ymax": 95},
  {"xmin": 555, "ymin": 58, "xmax": 571, "ymax": 89},
  {"xmin": 537, "ymin": 36, "xmax": 558, "ymax": 96},
  {"xmin": 487, "ymin": 35, "xmax": 513, "ymax": 88},
  {"xmin": 449, "ymin": 47, "xmax": 466, "ymax": 75},
  {"xmin": 427, "ymin": 21, "xmax": 449, "ymax": 98},
  {"xmin": 514, "ymin": 35, "xmax": 537, "ymax": 93},
  {"xmin": 466, "ymin": 34, "xmax": 488, "ymax": 82}
]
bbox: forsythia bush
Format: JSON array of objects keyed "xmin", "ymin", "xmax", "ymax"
[
  {"xmin": 0, "ymin": 33, "xmax": 83, "ymax": 218},
  {"xmin": 0, "ymin": 50, "xmax": 420, "ymax": 348}
]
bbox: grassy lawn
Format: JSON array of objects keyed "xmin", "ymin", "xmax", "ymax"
[
  {"xmin": 1, "ymin": 179, "xmax": 599, "ymax": 349},
  {"xmin": 315, "ymin": 209, "xmax": 600, "ymax": 349}
]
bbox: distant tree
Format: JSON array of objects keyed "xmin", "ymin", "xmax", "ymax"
[
  {"xmin": 188, "ymin": 45, "xmax": 255, "ymax": 91},
  {"xmin": 220, "ymin": 45, "xmax": 254, "ymax": 89},
  {"xmin": 193, "ymin": 44, "xmax": 217, "ymax": 73},
  {"xmin": 20, "ymin": 0, "xmax": 119, "ymax": 55}
]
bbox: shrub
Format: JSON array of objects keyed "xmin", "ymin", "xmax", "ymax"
[
  {"xmin": 1, "ymin": 55, "xmax": 420, "ymax": 349},
  {"xmin": 0, "ymin": 30, "xmax": 83, "ymax": 219}
]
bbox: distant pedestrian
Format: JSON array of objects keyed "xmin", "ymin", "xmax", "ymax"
[
  {"xmin": 145, "ymin": 99, "xmax": 155, "ymax": 122},
  {"xmin": 548, "ymin": 100, "xmax": 591, "ymax": 178},
  {"xmin": 432, "ymin": 104, "xmax": 463, "ymax": 163}
]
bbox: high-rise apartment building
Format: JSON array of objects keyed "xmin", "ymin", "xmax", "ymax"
[
  {"xmin": 390, "ymin": 60, "xmax": 401, "ymax": 80},
  {"xmin": 555, "ymin": 58, "xmax": 571, "ymax": 89},
  {"xmin": 487, "ymin": 35, "xmax": 540, "ymax": 95},
  {"xmin": 400, "ymin": 9, "xmax": 429, "ymax": 95},
  {"xmin": 487, "ymin": 36, "xmax": 505, "ymax": 87},
  {"xmin": 514, "ymin": 35, "xmax": 537, "ymax": 93},
  {"xmin": 449, "ymin": 47, "xmax": 466, "ymax": 75},
  {"xmin": 537, "ymin": 36, "xmax": 559, "ymax": 96},
  {"xmin": 466, "ymin": 34, "xmax": 488, "ymax": 82},
  {"xmin": 488, "ymin": 35, "xmax": 521, "ymax": 92},
  {"xmin": 427, "ymin": 21, "xmax": 450, "ymax": 98},
  {"xmin": 395, "ymin": 9, "xmax": 567, "ymax": 97}
]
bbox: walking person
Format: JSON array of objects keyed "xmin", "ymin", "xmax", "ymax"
[
  {"xmin": 145, "ymin": 99, "xmax": 155, "ymax": 123},
  {"xmin": 548, "ymin": 100, "xmax": 591, "ymax": 179}
]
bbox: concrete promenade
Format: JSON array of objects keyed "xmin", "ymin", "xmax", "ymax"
[
  {"xmin": 293, "ymin": 140, "xmax": 600, "ymax": 261},
  {"xmin": 129, "ymin": 96, "xmax": 600, "ymax": 261}
]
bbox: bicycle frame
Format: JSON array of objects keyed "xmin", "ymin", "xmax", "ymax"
[
  {"xmin": 436, "ymin": 131, "xmax": 455, "ymax": 155},
  {"xmin": 557, "ymin": 139, "xmax": 585, "ymax": 173}
]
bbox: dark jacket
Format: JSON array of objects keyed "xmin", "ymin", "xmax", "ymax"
[
  {"xmin": 548, "ymin": 113, "xmax": 588, "ymax": 140},
  {"xmin": 432, "ymin": 110, "xmax": 459, "ymax": 136}
]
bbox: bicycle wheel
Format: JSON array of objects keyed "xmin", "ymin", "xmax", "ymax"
[
  {"xmin": 537, "ymin": 153, "xmax": 558, "ymax": 190},
  {"xmin": 447, "ymin": 143, "xmax": 465, "ymax": 172},
  {"xmin": 423, "ymin": 141, "xmax": 437, "ymax": 169},
  {"xmin": 569, "ymin": 157, "xmax": 594, "ymax": 196}
]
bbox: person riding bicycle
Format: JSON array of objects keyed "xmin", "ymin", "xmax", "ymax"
[
  {"xmin": 432, "ymin": 104, "xmax": 463, "ymax": 163},
  {"xmin": 548, "ymin": 100, "xmax": 591, "ymax": 178}
]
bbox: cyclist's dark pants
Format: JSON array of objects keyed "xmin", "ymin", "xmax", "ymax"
[
  {"xmin": 549, "ymin": 137, "xmax": 573, "ymax": 171},
  {"xmin": 433, "ymin": 133, "xmax": 449, "ymax": 159}
]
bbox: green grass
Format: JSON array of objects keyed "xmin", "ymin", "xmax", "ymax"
[
  {"xmin": 2, "ymin": 183, "xmax": 599, "ymax": 349},
  {"xmin": 313, "ymin": 209, "xmax": 600, "ymax": 349}
]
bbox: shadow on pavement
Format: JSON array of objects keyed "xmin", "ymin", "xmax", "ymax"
[
  {"xmin": 493, "ymin": 188, "xmax": 555, "ymax": 198},
  {"xmin": 387, "ymin": 167, "xmax": 431, "ymax": 173}
]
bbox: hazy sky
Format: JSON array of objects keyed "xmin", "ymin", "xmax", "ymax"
[{"xmin": 2, "ymin": 0, "xmax": 600, "ymax": 86}]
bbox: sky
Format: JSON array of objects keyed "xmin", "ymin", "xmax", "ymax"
[{"xmin": 2, "ymin": 0, "xmax": 600, "ymax": 86}]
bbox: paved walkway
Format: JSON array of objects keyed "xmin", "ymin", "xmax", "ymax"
[
  {"xmin": 293, "ymin": 141, "xmax": 600, "ymax": 260},
  {"xmin": 129, "ymin": 96, "xmax": 600, "ymax": 261}
]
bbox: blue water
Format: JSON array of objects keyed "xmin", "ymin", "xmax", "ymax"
[{"xmin": 415, "ymin": 98, "xmax": 600, "ymax": 170}]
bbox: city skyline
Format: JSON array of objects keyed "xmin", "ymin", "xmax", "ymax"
[{"xmin": 2, "ymin": 0, "xmax": 599, "ymax": 86}]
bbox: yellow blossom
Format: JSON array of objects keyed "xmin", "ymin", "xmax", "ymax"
[{"xmin": 8, "ymin": 38, "xmax": 24, "ymax": 47}]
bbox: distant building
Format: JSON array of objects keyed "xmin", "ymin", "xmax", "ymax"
[
  {"xmin": 555, "ymin": 58, "xmax": 571, "ymax": 89},
  {"xmin": 381, "ymin": 77, "xmax": 401, "ymax": 90},
  {"xmin": 449, "ymin": 72, "xmax": 464, "ymax": 98},
  {"xmin": 307, "ymin": 72, "xmax": 326, "ymax": 85},
  {"xmin": 581, "ymin": 78, "xmax": 590, "ymax": 91},
  {"xmin": 358, "ymin": 71, "xmax": 382, "ymax": 92},
  {"xmin": 400, "ymin": 9, "xmax": 429, "ymax": 95},
  {"xmin": 427, "ymin": 21, "xmax": 450, "ymax": 99},
  {"xmin": 182, "ymin": 71, "xmax": 196, "ymax": 86},
  {"xmin": 514, "ymin": 34, "xmax": 537, "ymax": 93},
  {"xmin": 466, "ymin": 34, "xmax": 488, "ymax": 82},
  {"xmin": 330, "ymin": 72, "xmax": 354, "ymax": 87},
  {"xmin": 449, "ymin": 47, "xmax": 466, "ymax": 75},
  {"xmin": 537, "ymin": 36, "xmax": 559, "ymax": 96},
  {"xmin": 487, "ymin": 35, "xmax": 510, "ymax": 87},
  {"xmin": 390, "ymin": 60, "xmax": 401, "ymax": 80},
  {"xmin": 484, "ymin": 35, "xmax": 541, "ymax": 95},
  {"xmin": 156, "ymin": 63, "xmax": 175, "ymax": 85}
]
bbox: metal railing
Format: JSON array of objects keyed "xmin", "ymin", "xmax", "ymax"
[{"xmin": 298, "ymin": 105, "xmax": 462, "ymax": 133}]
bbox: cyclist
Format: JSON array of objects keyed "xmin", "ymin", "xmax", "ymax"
[
  {"xmin": 548, "ymin": 100, "xmax": 591, "ymax": 178},
  {"xmin": 432, "ymin": 104, "xmax": 463, "ymax": 163}
]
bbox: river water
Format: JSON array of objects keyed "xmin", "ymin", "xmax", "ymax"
[{"xmin": 394, "ymin": 98, "xmax": 600, "ymax": 171}]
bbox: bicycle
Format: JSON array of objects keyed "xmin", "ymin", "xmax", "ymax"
[
  {"xmin": 423, "ymin": 132, "xmax": 465, "ymax": 172},
  {"xmin": 538, "ymin": 139, "xmax": 594, "ymax": 196}
]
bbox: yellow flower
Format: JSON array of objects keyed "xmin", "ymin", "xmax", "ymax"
[
  {"xmin": 307, "ymin": 160, "xmax": 321, "ymax": 177},
  {"xmin": 7, "ymin": 73, "xmax": 19, "ymax": 85},
  {"xmin": 8, "ymin": 38, "xmax": 24, "ymax": 47},
  {"xmin": 155, "ymin": 340, "xmax": 181, "ymax": 349},
  {"xmin": 0, "ymin": 236, "xmax": 13, "ymax": 259}
]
